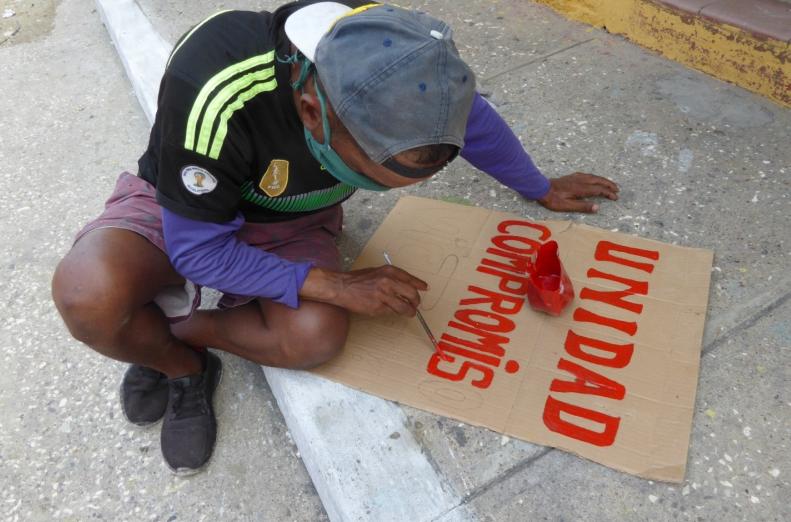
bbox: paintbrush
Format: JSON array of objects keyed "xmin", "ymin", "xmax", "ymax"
[{"xmin": 383, "ymin": 251, "xmax": 450, "ymax": 361}]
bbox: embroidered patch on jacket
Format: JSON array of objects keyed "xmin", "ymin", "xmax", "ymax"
[
  {"xmin": 259, "ymin": 159, "xmax": 290, "ymax": 197},
  {"xmin": 181, "ymin": 165, "xmax": 218, "ymax": 195}
]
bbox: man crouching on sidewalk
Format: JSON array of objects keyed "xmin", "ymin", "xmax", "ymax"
[{"xmin": 52, "ymin": 1, "xmax": 618, "ymax": 475}]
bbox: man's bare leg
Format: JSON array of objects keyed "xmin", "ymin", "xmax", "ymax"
[
  {"xmin": 171, "ymin": 299, "xmax": 349, "ymax": 370},
  {"xmin": 52, "ymin": 228, "xmax": 202, "ymax": 379},
  {"xmin": 53, "ymin": 228, "xmax": 347, "ymax": 375},
  {"xmin": 52, "ymin": 227, "xmax": 347, "ymax": 475}
]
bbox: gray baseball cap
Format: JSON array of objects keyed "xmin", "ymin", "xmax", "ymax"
[{"xmin": 285, "ymin": 2, "xmax": 476, "ymax": 168}]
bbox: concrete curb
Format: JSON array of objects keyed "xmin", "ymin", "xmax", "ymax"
[
  {"xmin": 532, "ymin": 0, "xmax": 791, "ymax": 108},
  {"xmin": 93, "ymin": 1, "xmax": 469, "ymax": 519},
  {"xmin": 95, "ymin": 0, "xmax": 169, "ymax": 123},
  {"xmin": 265, "ymin": 369, "xmax": 472, "ymax": 522}
]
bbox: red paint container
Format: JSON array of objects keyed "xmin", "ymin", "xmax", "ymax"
[{"xmin": 526, "ymin": 240, "xmax": 575, "ymax": 316}]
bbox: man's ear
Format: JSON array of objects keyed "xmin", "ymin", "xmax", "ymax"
[{"xmin": 298, "ymin": 93, "xmax": 324, "ymax": 139}]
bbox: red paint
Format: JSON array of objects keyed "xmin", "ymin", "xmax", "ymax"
[
  {"xmin": 434, "ymin": 345, "xmax": 453, "ymax": 362},
  {"xmin": 426, "ymin": 219, "xmax": 551, "ymax": 388},
  {"xmin": 505, "ymin": 360, "xmax": 520, "ymax": 374},
  {"xmin": 442, "ymin": 330, "xmax": 507, "ymax": 357},
  {"xmin": 496, "ymin": 220, "xmax": 551, "ymax": 240},
  {"xmin": 573, "ymin": 307, "xmax": 638, "ymax": 336},
  {"xmin": 427, "ymin": 352, "xmax": 494, "ymax": 389},
  {"xmin": 454, "ymin": 309, "xmax": 515, "ymax": 333},
  {"xmin": 580, "ymin": 268, "xmax": 648, "ymax": 314},
  {"xmin": 476, "ymin": 265, "xmax": 531, "ymax": 295},
  {"xmin": 491, "ymin": 235, "xmax": 542, "ymax": 255},
  {"xmin": 540, "ymin": 240, "xmax": 659, "ymax": 448},
  {"xmin": 549, "ymin": 358, "xmax": 625, "ymax": 400},
  {"xmin": 525, "ymin": 240, "xmax": 575, "ymax": 316},
  {"xmin": 447, "ymin": 319, "xmax": 512, "ymax": 343},
  {"xmin": 439, "ymin": 340, "xmax": 502, "ymax": 367},
  {"xmin": 564, "ymin": 330, "xmax": 634, "ymax": 369},
  {"xmin": 460, "ymin": 285, "xmax": 524, "ymax": 315},
  {"xmin": 595, "ymin": 241, "xmax": 660, "ymax": 274},
  {"xmin": 542, "ymin": 396, "xmax": 621, "ymax": 447},
  {"xmin": 483, "ymin": 247, "xmax": 534, "ymax": 274}
]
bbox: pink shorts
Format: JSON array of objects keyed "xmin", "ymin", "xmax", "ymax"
[{"xmin": 75, "ymin": 172, "xmax": 343, "ymax": 321}]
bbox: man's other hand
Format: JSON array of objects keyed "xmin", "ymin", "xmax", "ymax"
[
  {"xmin": 538, "ymin": 172, "xmax": 619, "ymax": 213},
  {"xmin": 301, "ymin": 266, "xmax": 428, "ymax": 317}
]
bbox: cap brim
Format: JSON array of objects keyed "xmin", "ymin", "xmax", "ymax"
[{"xmin": 284, "ymin": 2, "xmax": 352, "ymax": 62}]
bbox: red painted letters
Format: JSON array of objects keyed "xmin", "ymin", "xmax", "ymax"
[
  {"xmin": 580, "ymin": 268, "xmax": 648, "ymax": 314},
  {"xmin": 543, "ymin": 396, "xmax": 621, "ymax": 447},
  {"xmin": 573, "ymin": 307, "xmax": 638, "ymax": 336},
  {"xmin": 461, "ymin": 285, "xmax": 524, "ymax": 315},
  {"xmin": 542, "ymin": 239, "xmax": 659, "ymax": 447},
  {"xmin": 425, "ymin": 224, "xmax": 661, "ymax": 450},
  {"xmin": 595, "ymin": 241, "xmax": 660, "ymax": 274},
  {"xmin": 426, "ymin": 220, "xmax": 549, "ymax": 388},
  {"xmin": 476, "ymin": 266, "xmax": 531, "ymax": 295},
  {"xmin": 427, "ymin": 353, "xmax": 494, "ymax": 389},
  {"xmin": 549, "ymin": 358, "xmax": 626, "ymax": 400},
  {"xmin": 563, "ymin": 330, "xmax": 634, "ymax": 368}
]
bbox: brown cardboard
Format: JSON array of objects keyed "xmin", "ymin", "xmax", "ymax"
[{"xmin": 313, "ymin": 196, "xmax": 714, "ymax": 482}]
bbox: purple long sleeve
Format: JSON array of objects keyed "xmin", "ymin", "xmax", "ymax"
[
  {"xmin": 162, "ymin": 209, "xmax": 313, "ymax": 309},
  {"xmin": 461, "ymin": 93, "xmax": 551, "ymax": 200}
]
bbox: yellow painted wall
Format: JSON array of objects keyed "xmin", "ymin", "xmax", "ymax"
[{"xmin": 536, "ymin": 0, "xmax": 790, "ymax": 108}]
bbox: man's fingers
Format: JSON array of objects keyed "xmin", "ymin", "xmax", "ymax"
[
  {"xmin": 560, "ymin": 198, "xmax": 598, "ymax": 213},
  {"xmin": 590, "ymin": 185, "xmax": 619, "ymax": 200},
  {"xmin": 585, "ymin": 173, "xmax": 619, "ymax": 191},
  {"xmin": 571, "ymin": 184, "xmax": 615, "ymax": 200},
  {"xmin": 385, "ymin": 265, "xmax": 429, "ymax": 291},
  {"xmin": 383, "ymin": 292, "xmax": 416, "ymax": 316},
  {"xmin": 390, "ymin": 279, "xmax": 421, "ymax": 309},
  {"xmin": 573, "ymin": 172, "xmax": 620, "ymax": 195},
  {"xmin": 589, "ymin": 176, "xmax": 620, "ymax": 199},
  {"xmin": 377, "ymin": 268, "xmax": 422, "ymax": 312},
  {"xmin": 543, "ymin": 173, "xmax": 618, "ymax": 214},
  {"xmin": 566, "ymin": 176, "xmax": 619, "ymax": 201},
  {"xmin": 335, "ymin": 266, "xmax": 428, "ymax": 316}
]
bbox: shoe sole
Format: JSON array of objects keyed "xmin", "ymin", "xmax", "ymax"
[{"xmin": 164, "ymin": 354, "xmax": 224, "ymax": 477}]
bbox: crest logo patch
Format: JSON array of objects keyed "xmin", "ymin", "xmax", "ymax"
[
  {"xmin": 260, "ymin": 159, "xmax": 289, "ymax": 197},
  {"xmin": 181, "ymin": 165, "xmax": 217, "ymax": 195}
]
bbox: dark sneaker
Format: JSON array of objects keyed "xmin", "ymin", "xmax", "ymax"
[
  {"xmin": 120, "ymin": 364, "xmax": 169, "ymax": 427},
  {"xmin": 160, "ymin": 350, "xmax": 222, "ymax": 475}
]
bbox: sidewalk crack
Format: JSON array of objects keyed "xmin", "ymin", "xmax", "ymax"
[
  {"xmin": 703, "ymin": 288, "xmax": 791, "ymax": 355},
  {"xmin": 430, "ymin": 447, "xmax": 554, "ymax": 521},
  {"xmin": 482, "ymin": 38, "xmax": 596, "ymax": 84}
]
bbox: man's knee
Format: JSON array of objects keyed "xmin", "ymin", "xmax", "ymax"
[
  {"xmin": 52, "ymin": 257, "xmax": 132, "ymax": 347},
  {"xmin": 279, "ymin": 304, "xmax": 349, "ymax": 369}
]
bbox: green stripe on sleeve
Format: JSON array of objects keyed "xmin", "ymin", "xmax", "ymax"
[
  {"xmin": 207, "ymin": 76, "xmax": 278, "ymax": 159},
  {"xmin": 197, "ymin": 66, "xmax": 276, "ymax": 156},
  {"xmin": 184, "ymin": 50, "xmax": 275, "ymax": 151}
]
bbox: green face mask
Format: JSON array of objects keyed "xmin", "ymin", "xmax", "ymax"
[{"xmin": 290, "ymin": 56, "xmax": 389, "ymax": 192}]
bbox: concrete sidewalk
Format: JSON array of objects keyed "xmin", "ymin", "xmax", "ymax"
[
  {"xmin": 1, "ymin": 0, "xmax": 789, "ymax": 520},
  {"xmin": 0, "ymin": 1, "xmax": 325, "ymax": 520},
  {"xmin": 529, "ymin": 0, "xmax": 791, "ymax": 107}
]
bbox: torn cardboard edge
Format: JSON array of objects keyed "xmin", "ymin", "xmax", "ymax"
[{"xmin": 314, "ymin": 196, "xmax": 714, "ymax": 482}]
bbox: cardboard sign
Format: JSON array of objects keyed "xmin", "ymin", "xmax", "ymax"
[{"xmin": 313, "ymin": 197, "xmax": 713, "ymax": 482}]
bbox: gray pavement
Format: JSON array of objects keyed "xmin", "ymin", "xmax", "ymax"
[
  {"xmin": 0, "ymin": 0, "xmax": 325, "ymax": 520},
  {"xmin": 1, "ymin": 0, "xmax": 789, "ymax": 520}
]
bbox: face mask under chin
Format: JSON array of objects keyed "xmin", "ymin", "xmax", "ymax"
[{"xmin": 303, "ymin": 128, "xmax": 390, "ymax": 192}]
